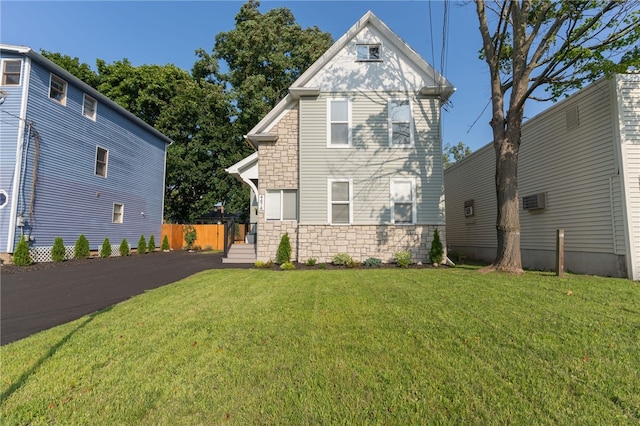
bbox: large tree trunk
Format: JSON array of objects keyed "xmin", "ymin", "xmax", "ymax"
[{"xmin": 491, "ymin": 127, "xmax": 523, "ymax": 273}]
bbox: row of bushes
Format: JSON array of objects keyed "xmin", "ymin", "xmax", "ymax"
[
  {"xmin": 12, "ymin": 234, "xmax": 172, "ymax": 266},
  {"xmin": 256, "ymin": 229, "xmax": 445, "ymax": 270}
]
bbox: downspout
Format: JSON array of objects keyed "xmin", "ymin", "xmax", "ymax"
[{"xmin": 7, "ymin": 56, "xmax": 31, "ymax": 253}]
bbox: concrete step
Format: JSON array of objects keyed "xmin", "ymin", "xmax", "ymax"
[{"xmin": 223, "ymin": 244, "xmax": 256, "ymax": 264}]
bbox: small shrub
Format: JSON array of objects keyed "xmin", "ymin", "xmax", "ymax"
[
  {"xmin": 318, "ymin": 263, "xmax": 327, "ymax": 270},
  {"xmin": 148, "ymin": 235, "xmax": 156, "ymax": 253},
  {"xmin": 363, "ymin": 257, "xmax": 382, "ymax": 268},
  {"xmin": 264, "ymin": 260, "xmax": 274, "ymax": 269},
  {"xmin": 203, "ymin": 245, "xmax": 213, "ymax": 251},
  {"xmin": 347, "ymin": 260, "xmax": 361, "ymax": 268},
  {"xmin": 276, "ymin": 233, "xmax": 291, "ymax": 264},
  {"xmin": 332, "ymin": 252, "xmax": 353, "ymax": 266},
  {"xmin": 394, "ymin": 250, "xmax": 412, "ymax": 268},
  {"xmin": 161, "ymin": 235, "xmax": 170, "ymax": 251},
  {"xmin": 137, "ymin": 235, "xmax": 147, "ymax": 255},
  {"xmin": 119, "ymin": 238, "xmax": 130, "ymax": 257},
  {"xmin": 429, "ymin": 228, "xmax": 444, "ymax": 265},
  {"xmin": 184, "ymin": 225, "xmax": 197, "ymax": 250},
  {"xmin": 280, "ymin": 261, "xmax": 296, "ymax": 271},
  {"xmin": 13, "ymin": 239, "xmax": 32, "ymax": 266},
  {"xmin": 254, "ymin": 260, "xmax": 267, "ymax": 268},
  {"xmin": 52, "ymin": 237, "xmax": 66, "ymax": 262},
  {"xmin": 305, "ymin": 258, "xmax": 317, "ymax": 266},
  {"xmin": 100, "ymin": 238, "xmax": 112, "ymax": 258},
  {"xmin": 74, "ymin": 234, "xmax": 90, "ymax": 259}
]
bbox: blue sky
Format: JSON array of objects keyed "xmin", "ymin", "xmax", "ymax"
[{"xmin": 1, "ymin": 0, "xmax": 553, "ymax": 151}]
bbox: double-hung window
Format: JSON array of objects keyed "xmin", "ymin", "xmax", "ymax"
[
  {"xmin": 328, "ymin": 179, "xmax": 352, "ymax": 224},
  {"xmin": 328, "ymin": 99, "xmax": 351, "ymax": 147},
  {"xmin": 113, "ymin": 203, "xmax": 124, "ymax": 224},
  {"xmin": 1, "ymin": 60, "xmax": 22, "ymax": 85},
  {"xmin": 388, "ymin": 99, "xmax": 413, "ymax": 147},
  {"xmin": 95, "ymin": 147, "xmax": 108, "ymax": 177},
  {"xmin": 49, "ymin": 74, "xmax": 67, "ymax": 105},
  {"xmin": 266, "ymin": 189, "xmax": 297, "ymax": 220},
  {"xmin": 390, "ymin": 178, "xmax": 416, "ymax": 224},
  {"xmin": 83, "ymin": 94, "xmax": 97, "ymax": 120}
]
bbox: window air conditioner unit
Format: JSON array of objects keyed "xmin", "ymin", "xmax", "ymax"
[{"xmin": 522, "ymin": 193, "xmax": 546, "ymax": 210}]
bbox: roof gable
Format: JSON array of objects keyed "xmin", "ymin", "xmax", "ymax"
[{"xmin": 247, "ymin": 11, "xmax": 454, "ymax": 139}]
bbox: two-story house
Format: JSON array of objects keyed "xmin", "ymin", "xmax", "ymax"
[
  {"xmin": 0, "ymin": 44, "xmax": 172, "ymax": 261},
  {"xmin": 226, "ymin": 11, "xmax": 455, "ymax": 264}
]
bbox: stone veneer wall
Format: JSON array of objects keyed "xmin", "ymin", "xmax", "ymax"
[
  {"xmin": 296, "ymin": 224, "xmax": 445, "ymax": 264},
  {"xmin": 257, "ymin": 106, "xmax": 299, "ymax": 261}
]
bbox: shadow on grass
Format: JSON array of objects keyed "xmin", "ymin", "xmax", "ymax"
[{"xmin": 1, "ymin": 306, "xmax": 112, "ymax": 402}]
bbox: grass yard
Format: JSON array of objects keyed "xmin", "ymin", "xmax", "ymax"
[{"xmin": 1, "ymin": 266, "xmax": 639, "ymax": 425}]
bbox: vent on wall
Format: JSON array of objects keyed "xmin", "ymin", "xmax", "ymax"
[
  {"xmin": 464, "ymin": 199, "xmax": 474, "ymax": 217},
  {"xmin": 522, "ymin": 193, "xmax": 546, "ymax": 210},
  {"xmin": 566, "ymin": 105, "xmax": 579, "ymax": 129}
]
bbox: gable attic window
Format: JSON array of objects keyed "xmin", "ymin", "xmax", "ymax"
[
  {"xmin": 83, "ymin": 94, "xmax": 97, "ymax": 120},
  {"xmin": 49, "ymin": 74, "xmax": 67, "ymax": 105},
  {"xmin": 357, "ymin": 44, "xmax": 382, "ymax": 61},
  {"xmin": 1, "ymin": 60, "xmax": 22, "ymax": 85}
]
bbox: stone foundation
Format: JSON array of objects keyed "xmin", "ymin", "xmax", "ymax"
[{"xmin": 257, "ymin": 224, "xmax": 445, "ymax": 264}]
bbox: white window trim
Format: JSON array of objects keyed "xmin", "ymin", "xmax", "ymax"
[
  {"xmin": 83, "ymin": 93, "xmax": 97, "ymax": 120},
  {"xmin": 388, "ymin": 98, "xmax": 414, "ymax": 148},
  {"xmin": 49, "ymin": 74, "xmax": 67, "ymax": 105},
  {"xmin": 327, "ymin": 98, "xmax": 352, "ymax": 148},
  {"xmin": 1, "ymin": 59, "xmax": 22, "ymax": 86},
  {"xmin": 327, "ymin": 178, "xmax": 353, "ymax": 225},
  {"xmin": 95, "ymin": 146, "xmax": 108, "ymax": 178},
  {"xmin": 112, "ymin": 203, "xmax": 124, "ymax": 224},
  {"xmin": 390, "ymin": 178, "xmax": 417, "ymax": 225},
  {"xmin": 265, "ymin": 189, "xmax": 297, "ymax": 221}
]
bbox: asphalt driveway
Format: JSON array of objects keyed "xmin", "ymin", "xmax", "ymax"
[{"xmin": 1, "ymin": 251, "xmax": 250, "ymax": 345}]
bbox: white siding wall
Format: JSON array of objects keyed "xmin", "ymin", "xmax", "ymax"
[{"xmin": 617, "ymin": 74, "xmax": 640, "ymax": 280}]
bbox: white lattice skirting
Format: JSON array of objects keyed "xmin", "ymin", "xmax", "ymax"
[{"xmin": 30, "ymin": 245, "xmax": 122, "ymax": 263}]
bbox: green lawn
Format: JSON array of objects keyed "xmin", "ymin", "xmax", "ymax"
[{"xmin": 1, "ymin": 267, "xmax": 639, "ymax": 425}]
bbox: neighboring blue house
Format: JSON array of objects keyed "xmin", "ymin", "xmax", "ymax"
[{"xmin": 0, "ymin": 44, "xmax": 172, "ymax": 261}]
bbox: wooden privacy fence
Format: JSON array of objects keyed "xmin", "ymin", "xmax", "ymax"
[{"xmin": 161, "ymin": 224, "xmax": 246, "ymax": 251}]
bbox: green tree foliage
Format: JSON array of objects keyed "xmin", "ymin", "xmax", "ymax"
[
  {"xmin": 184, "ymin": 225, "xmax": 197, "ymax": 250},
  {"xmin": 474, "ymin": 1, "xmax": 639, "ymax": 273},
  {"xmin": 100, "ymin": 238, "xmax": 112, "ymax": 258},
  {"xmin": 442, "ymin": 142, "xmax": 473, "ymax": 169},
  {"xmin": 276, "ymin": 233, "xmax": 291, "ymax": 264},
  {"xmin": 429, "ymin": 229, "xmax": 444, "ymax": 265},
  {"xmin": 119, "ymin": 239, "xmax": 130, "ymax": 257},
  {"xmin": 13, "ymin": 239, "xmax": 32, "ymax": 266},
  {"xmin": 40, "ymin": 50, "xmax": 101, "ymax": 88},
  {"xmin": 210, "ymin": 0, "xmax": 333, "ymax": 135},
  {"xmin": 52, "ymin": 237, "xmax": 66, "ymax": 262},
  {"xmin": 148, "ymin": 235, "xmax": 156, "ymax": 253},
  {"xmin": 138, "ymin": 235, "xmax": 147, "ymax": 255},
  {"xmin": 74, "ymin": 234, "xmax": 91, "ymax": 259}
]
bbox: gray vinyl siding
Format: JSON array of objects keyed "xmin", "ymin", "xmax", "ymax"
[
  {"xmin": 618, "ymin": 75, "xmax": 640, "ymax": 279},
  {"xmin": 299, "ymin": 92, "xmax": 443, "ymax": 225},
  {"xmin": 444, "ymin": 144, "xmax": 496, "ymax": 248},
  {"xmin": 11, "ymin": 58, "xmax": 167, "ymax": 251},
  {"xmin": 0, "ymin": 54, "xmax": 24, "ymax": 252},
  {"xmin": 518, "ymin": 80, "xmax": 619, "ymax": 253}
]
